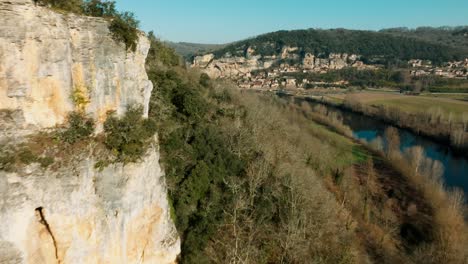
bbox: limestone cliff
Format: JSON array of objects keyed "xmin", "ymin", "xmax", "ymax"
[
  {"xmin": 0, "ymin": 0, "xmax": 180, "ymax": 263},
  {"xmin": 0, "ymin": 144, "xmax": 180, "ymax": 264},
  {"xmin": 0, "ymin": 0, "xmax": 153, "ymax": 135},
  {"xmin": 191, "ymin": 46, "xmax": 369, "ymax": 79}
]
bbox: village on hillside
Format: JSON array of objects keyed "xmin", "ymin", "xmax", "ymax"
[{"xmin": 192, "ymin": 48, "xmax": 468, "ymax": 90}]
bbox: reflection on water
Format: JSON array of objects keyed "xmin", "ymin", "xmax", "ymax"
[
  {"xmin": 304, "ymin": 99, "xmax": 468, "ymax": 196},
  {"xmin": 344, "ymin": 112, "xmax": 468, "ymax": 195}
]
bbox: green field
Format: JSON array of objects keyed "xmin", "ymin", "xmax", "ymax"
[{"xmin": 327, "ymin": 92, "xmax": 468, "ymax": 121}]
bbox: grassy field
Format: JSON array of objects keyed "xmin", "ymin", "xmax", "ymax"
[
  {"xmin": 327, "ymin": 92, "xmax": 468, "ymax": 121},
  {"xmin": 307, "ymin": 120, "xmax": 370, "ymax": 166},
  {"xmin": 424, "ymin": 93, "xmax": 468, "ymax": 102}
]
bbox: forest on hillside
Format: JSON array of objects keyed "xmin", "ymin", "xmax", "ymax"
[
  {"xmin": 212, "ymin": 28, "xmax": 467, "ymax": 64},
  {"xmin": 380, "ymin": 26, "xmax": 468, "ymax": 52},
  {"xmin": 145, "ymin": 36, "xmax": 468, "ymax": 264}
]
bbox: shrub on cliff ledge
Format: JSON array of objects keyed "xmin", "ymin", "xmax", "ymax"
[
  {"xmin": 36, "ymin": 0, "xmax": 84, "ymax": 14},
  {"xmin": 103, "ymin": 105, "xmax": 157, "ymax": 162},
  {"xmin": 59, "ymin": 112, "xmax": 95, "ymax": 144},
  {"xmin": 109, "ymin": 12, "xmax": 140, "ymax": 52},
  {"xmin": 37, "ymin": 0, "xmax": 140, "ymax": 52}
]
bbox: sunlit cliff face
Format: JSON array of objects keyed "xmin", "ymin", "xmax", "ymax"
[
  {"xmin": 0, "ymin": 0, "xmax": 153, "ymax": 133},
  {"xmin": 0, "ymin": 1, "xmax": 180, "ymax": 263}
]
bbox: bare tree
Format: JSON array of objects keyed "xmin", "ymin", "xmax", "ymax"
[
  {"xmin": 406, "ymin": 146, "xmax": 424, "ymax": 175},
  {"xmin": 462, "ymin": 113, "xmax": 468, "ymax": 132},
  {"xmin": 385, "ymin": 126, "xmax": 400, "ymax": 158}
]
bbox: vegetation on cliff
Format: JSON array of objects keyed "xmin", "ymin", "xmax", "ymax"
[{"xmin": 37, "ymin": 0, "xmax": 140, "ymax": 51}]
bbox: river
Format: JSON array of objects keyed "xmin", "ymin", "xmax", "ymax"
[{"xmin": 293, "ymin": 96, "xmax": 468, "ymax": 197}]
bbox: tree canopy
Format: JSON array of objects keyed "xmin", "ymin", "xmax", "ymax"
[{"xmin": 214, "ymin": 28, "xmax": 467, "ymax": 64}]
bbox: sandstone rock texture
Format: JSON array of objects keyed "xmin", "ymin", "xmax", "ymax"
[
  {"xmin": 0, "ymin": 145, "xmax": 180, "ymax": 264},
  {"xmin": 0, "ymin": 0, "xmax": 153, "ymax": 134}
]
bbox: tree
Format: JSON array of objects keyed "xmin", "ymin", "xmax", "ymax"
[
  {"xmin": 385, "ymin": 126, "xmax": 400, "ymax": 158},
  {"xmin": 462, "ymin": 113, "xmax": 468, "ymax": 132},
  {"xmin": 84, "ymin": 0, "xmax": 117, "ymax": 17},
  {"xmin": 38, "ymin": 0, "xmax": 84, "ymax": 13},
  {"xmin": 406, "ymin": 146, "xmax": 424, "ymax": 175},
  {"xmin": 109, "ymin": 12, "xmax": 139, "ymax": 52}
]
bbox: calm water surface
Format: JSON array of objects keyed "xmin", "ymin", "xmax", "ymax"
[{"xmin": 298, "ymin": 98, "xmax": 468, "ymax": 196}]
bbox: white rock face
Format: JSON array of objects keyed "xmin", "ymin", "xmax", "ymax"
[
  {"xmin": 192, "ymin": 49, "xmax": 367, "ymax": 79},
  {"xmin": 0, "ymin": 1, "xmax": 180, "ymax": 263},
  {"xmin": 0, "ymin": 144, "xmax": 180, "ymax": 264},
  {"xmin": 0, "ymin": 0, "xmax": 153, "ymax": 133}
]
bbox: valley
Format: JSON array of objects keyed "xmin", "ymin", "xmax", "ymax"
[{"xmin": 0, "ymin": 1, "xmax": 467, "ymax": 264}]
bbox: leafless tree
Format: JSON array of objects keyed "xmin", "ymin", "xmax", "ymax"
[{"xmin": 385, "ymin": 126, "xmax": 400, "ymax": 158}]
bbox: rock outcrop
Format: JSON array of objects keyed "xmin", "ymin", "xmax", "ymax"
[
  {"xmin": 0, "ymin": 144, "xmax": 180, "ymax": 264},
  {"xmin": 0, "ymin": 1, "xmax": 180, "ymax": 263},
  {"xmin": 191, "ymin": 46, "xmax": 367, "ymax": 79},
  {"xmin": 0, "ymin": 0, "xmax": 153, "ymax": 134}
]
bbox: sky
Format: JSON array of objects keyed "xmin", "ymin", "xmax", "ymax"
[{"xmin": 116, "ymin": 0, "xmax": 468, "ymax": 44}]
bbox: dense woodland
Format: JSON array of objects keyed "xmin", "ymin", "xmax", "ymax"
[
  {"xmin": 213, "ymin": 28, "xmax": 467, "ymax": 64},
  {"xmin": 381, "ymin": 26, "xmax": 468, "ymax": 53}
]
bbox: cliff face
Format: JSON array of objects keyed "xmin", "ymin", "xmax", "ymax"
[
  {"xmin": 0, "ymin": 145, "xmax": 180, "ymax": 264},
  {"xmin": 0, "ymin": 0, "xmax": 153, "ymax": 134},
  {"xmin": 0, "ymin": 1, "xmax": 180, "ymax": 263},
  {"xmin": 191, "ymin": 46, "xmax": 369, "ymax": 79}
]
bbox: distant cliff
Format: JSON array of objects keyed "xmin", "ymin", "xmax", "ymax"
[
  {"xmin": 0, "ymin": 1, "xmax": 180, "ymax": 263},
  {"xmin": 192, "ymin": 47, "xmax": 372, "ymax": 79}
]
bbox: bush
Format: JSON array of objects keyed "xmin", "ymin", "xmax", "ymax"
[
  {"xmin": 147, "ymin": 32, "xmax": 181, "ymax": 67},
  {"xmin": 199, "ymin": 73, "xmax": 211, "ymax": 88},
  {"xmin": 0, "ymin": 148, "xmax": 54, "ymax": 171},
  {"xmin": 109, "ymin": 12, "xmax": 140, "ymax": 52},
  {"xmin": 38, "ymin": 156, "xmax": 55, "ymax": 168},
  {"xmin": 18, "ymin": 149, "xmax": 36, "ymax": 165},
  {"xmin": 60, "ymin": 112, "xmax": 95, "ymax": 144},
  {"xmin": 103, "ymin": 105, "xmax": 157, "ymax": 162},
  {"xmin": 0, "ymin": 152, "xmax": 15, "ymax": 172},
  {"xmin": 37, "ymin": 0, "xmax": 140, "ymax": 52},
  {"xmin": 36, "ymin": 0, "xmax": 84, "ymax": 14},
  {"xmin": 83, "ymin": 0, "xmax": 117, "ymax": 17}
]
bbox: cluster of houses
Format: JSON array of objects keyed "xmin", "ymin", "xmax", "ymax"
[
  {"xmin": 409, "ymin": 59, "xmax": 468, "ymax": 78},
  {"xmin": 237, "ymin": 71, "xmax": 348, "ymax": 90},
  {"xmin": 235, "ymin": 58, "xmax": 468, "ymax": 90},
  {"xmin": 193, "ymin": 50, "xmax": 468, "ymax": 90}
]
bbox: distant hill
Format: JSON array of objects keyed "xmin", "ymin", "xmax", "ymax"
[
  {"xmin": 166, "ymin": 42, "xmax": 227, "ymax": 59},
  {"xmin": 380, "ymin": 26, "xmax": 468, "ymax": 52},
  {"xmin": 209, "ymin": 28, "xmax": 468, "ymax": 64}
]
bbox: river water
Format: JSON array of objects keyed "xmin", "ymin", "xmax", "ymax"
[{"xmin": 296, "ymin": 97, "xmax": 468, "ymax": 196}]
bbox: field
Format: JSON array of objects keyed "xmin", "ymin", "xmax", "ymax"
[
  {"xmin": 425, "ymin": 93, "xmax": 468, "ymax": 102},
  {"xmin": 326, "ymin": 92, "xmax": 468, "ymax": 121}
]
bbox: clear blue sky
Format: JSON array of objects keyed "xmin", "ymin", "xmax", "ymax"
[{"xmin": 115, "ymin": 0, "xmax": 468, "ymax": 44}]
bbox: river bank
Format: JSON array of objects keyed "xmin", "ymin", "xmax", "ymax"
[
  {"xmin": 283, "ymin": 98, "xmax": 468, "ymax": 263},
  {"xmin": 302, "ymin": 94, "xmax": 468, "ymax": 157},
  {"xmin": 285, "ymin": 95, "xmax": 468, "ymax": 196}
]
